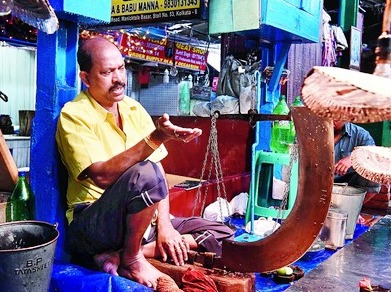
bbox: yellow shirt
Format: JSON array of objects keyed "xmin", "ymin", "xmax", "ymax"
[{"xmin": 56, "ymin": 91, "xmax": 167, "ymax": 223}]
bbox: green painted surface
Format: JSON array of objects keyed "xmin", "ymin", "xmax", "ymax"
[
  {"xmin": 382, "ymin": 121, "xmax": 391, "ymax": 146},
  {"xmin": 339, "ymin": 0, "xmax": 359, "ymax": 30},
  {"xmin": 360, "ymin": 121, "xmax": 391, "ymax": 147}
]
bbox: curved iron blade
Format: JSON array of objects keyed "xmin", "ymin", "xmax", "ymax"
[{"xmin": 216, "ymin": 107, "xmax": 334, "ymax": 273}]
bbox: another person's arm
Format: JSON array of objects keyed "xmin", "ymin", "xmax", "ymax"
[
  {"xmin": 334, "ymin": 156, "xmax": 352, "ymax": 176},
  {"xmin": 335, "ymin": 125, "xmax": 375, "ymax": 176}
]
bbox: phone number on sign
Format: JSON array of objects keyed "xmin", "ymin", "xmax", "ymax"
[{"xmin": 163, "ymin": 0, "xmax": 199, "ymax": 9}]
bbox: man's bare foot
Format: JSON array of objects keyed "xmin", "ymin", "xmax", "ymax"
[
  {"xmin": 118, "ymin": 251, "xmax": 167, "ymax": 290},
  {"xmin": 93, "ymin": 251, "xmax": 120, "ymax": 276}
]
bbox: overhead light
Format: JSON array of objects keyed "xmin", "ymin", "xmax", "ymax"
[
  {"xmin": 143, "ymin": 61, "xmax": 158, "ymax": 67},
  {"xmin": 167, "ymin": 23, "xmax": 192, "ymax": 31}
]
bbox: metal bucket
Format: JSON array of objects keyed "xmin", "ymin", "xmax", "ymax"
[
  {"xmin": 0, "ymin": 221, "xmax": 59, "ymax": 292},
  {"xmin": 331, "ymin": 184, "xmax": 367, "ymax": 239},
  {"xmin": 321, "ymin": 208, "xmax": 348, "ymax": 249}
]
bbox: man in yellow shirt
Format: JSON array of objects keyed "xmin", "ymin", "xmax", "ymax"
[{"xmin": 56, "ymin": 37, "xmax": 233, "ymax": 289}]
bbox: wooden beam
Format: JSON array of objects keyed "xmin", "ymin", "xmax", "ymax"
[{"xmin": 148, "ymin": 258, "xmax": 255, "ymax": 292}]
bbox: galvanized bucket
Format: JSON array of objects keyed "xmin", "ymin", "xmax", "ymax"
[
  {"xmin": 322, "ymin": 208, "xmax": 348, "ymax": 249},
  {"xmin": 331, "ymin": 184, "xmax": 367, "ymax": 239},
  {"xmin": 0, "ymin": 220, "xmax": 59, "ymax": 292}
]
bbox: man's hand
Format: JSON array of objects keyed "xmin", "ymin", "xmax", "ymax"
[
  {"xmin": 153, "ymin": 113, "xmax": 202, "ymax": 144},
  {"xmin": 334, "ymin": 155, "xmax": 352, "ymax": 176},
  {"xmin": 156, "ymin": 225, "xmax": 189, "ymax": 266}
]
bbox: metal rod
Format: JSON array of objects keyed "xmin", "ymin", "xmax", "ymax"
[{"xmin": 215, "ymin": 112, "xmax": 291, "ymax": 121}]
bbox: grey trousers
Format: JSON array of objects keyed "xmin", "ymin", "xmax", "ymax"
[
  {"xmin": 67, "ymin": 160, "xmax": 235, "ymax": 259},
  {"xmin": 144, "ymin": 217, "xmax": 235, "ymax": 256},
  {"xmin": 67, "ymin": 160, "xmax": 167, "ymax": 256}
]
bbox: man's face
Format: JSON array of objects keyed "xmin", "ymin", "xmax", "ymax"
[
  {"xmin": 333, "ymin": 121, "xmax": 345, "ymax": 131},
  {"xmin": 82, "ymin": 43, "xmax": 127, "ymax": 107}
]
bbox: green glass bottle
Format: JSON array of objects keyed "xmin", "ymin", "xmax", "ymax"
[
  {"xmin": 270, "ymin": 95, "xmax": 292, "ymax": 153},
  {"xmin": 287, "ymin": 96, "xmax": 304, "ymax": 143},
  {"xmin": 6, "ymin": 171, "xmax": 35, "ymax": 221},
  {"xmin": 291, "ymin": 95, "xmax": 304, "ymax": 107}
]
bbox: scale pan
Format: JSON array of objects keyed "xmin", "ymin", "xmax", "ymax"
[
  {"xmin": 301, "ymin": 66, "xmax": 391, "ymax": 123},
  {"xmin": 352, "ymin": 146, "xmax": 391, "ymax": 185}
]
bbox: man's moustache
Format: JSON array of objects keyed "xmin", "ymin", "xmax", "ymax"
[{"xmin": 110, "ymin": 82, "xmax": 125, "ymax": 90}]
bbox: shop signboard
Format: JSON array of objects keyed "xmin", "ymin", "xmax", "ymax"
[
  {"xmin": 111, "ymin": 0, "xmax": 203, "ymax": 25},
  {"xmin": 119, "ymin": 33, "xmax": 208, "ymax": 71}
]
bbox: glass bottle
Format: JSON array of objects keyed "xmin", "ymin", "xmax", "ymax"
[
  {"xmin": 270, "ymin": 95, "xmax": 292, "ymax": 153},
  {"xmin": 287, "ymin": 96, "xmax": 304, "ymax": 143},
  {"xmin": 6, "ymin": 171, "xmax": 35, "ymax": 221},
  {"xmin": 291, "ymin": 95, "xmax": 304, "ymax": 107}
]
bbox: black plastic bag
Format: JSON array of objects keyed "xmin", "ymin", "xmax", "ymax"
[{"xmin": 216, "ymin": 55, "xmax": 242, "ymax": 98}]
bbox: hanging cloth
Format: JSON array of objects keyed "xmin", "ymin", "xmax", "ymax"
[
  {"xmin": 322, "ymin": 23, "xmax": 337, "ymax": 66},
  {"xmin": 321, "ymin": 9, "xmax": 337, "ymax": 66},
  {"xmin": 332, "ymin": 25, "xmax": 349, "ymax": 51}
]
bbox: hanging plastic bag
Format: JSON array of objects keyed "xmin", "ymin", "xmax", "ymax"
[
  {"xmin": 229, "ymin": 192, "xmax": 248, "ymax": 215},
  {"xmin": 245, "ymin": 217, "xmax": 281, "ymax": 237},
  {"xmin": 203, "ymin": 197, "xmax": 232, "ymax": 222},
  {"xmin": 216, "ymin": 55, "xmax": 242, "ymax": 98},
  {"xmin": 192, "ymin": 101, "xmax": 211, "ymax": 117},
  {"xmin": 272, "ymin": 177, "xmax": 287, "ymax": 200},
  {"xmin": 210, "ymin": 95, "xmax": 239, "ymax": 114},
  {"xmin": 239, "ymin": 85, "xmax": 256, "ymax": 114}
]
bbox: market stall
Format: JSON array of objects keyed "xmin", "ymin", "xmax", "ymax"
[{"xmin": 1, "ymin": 0, "xmax": 390, "ymax": 291}]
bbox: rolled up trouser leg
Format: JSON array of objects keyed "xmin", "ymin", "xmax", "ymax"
[{"xmin": 67, "ymin": 160, "xmax": 168, "ymax": 256}]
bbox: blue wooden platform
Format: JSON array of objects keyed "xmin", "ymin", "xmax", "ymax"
[
  {"xmin": 49, "ymin": 217, "xmax": 372, "ymax": 291},
  {"xmin": 50, "ymin": 262, "xmax": 151, "ymax": 291}
]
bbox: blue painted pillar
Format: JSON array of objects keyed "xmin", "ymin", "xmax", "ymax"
[
  {"xmin": 255, "ymin": 42, "xmax": 291, "ymax": 151},
  {"xmin": 26, "ymin": 0, "xmax": 111, "ymax": 262},
  {"xmin": 30, "ymin": 21, "xmax": 79, "ymax": 261}
]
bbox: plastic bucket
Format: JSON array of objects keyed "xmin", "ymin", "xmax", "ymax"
[
  {"xmin": 0, "ymin": 221, "xmax": 59, "ymax": 292},
  {"xmin": 331, "ymin": 184, "xmax": 367, "ymax": 239}
]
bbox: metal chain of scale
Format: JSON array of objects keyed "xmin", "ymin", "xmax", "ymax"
[
  {"xmin": 192, "ymin": 112, "xmax": 230, "ymax": 220},
  {"xmin": 272, "ymin": 141, "xmax": 299, "ymax": 231}
]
